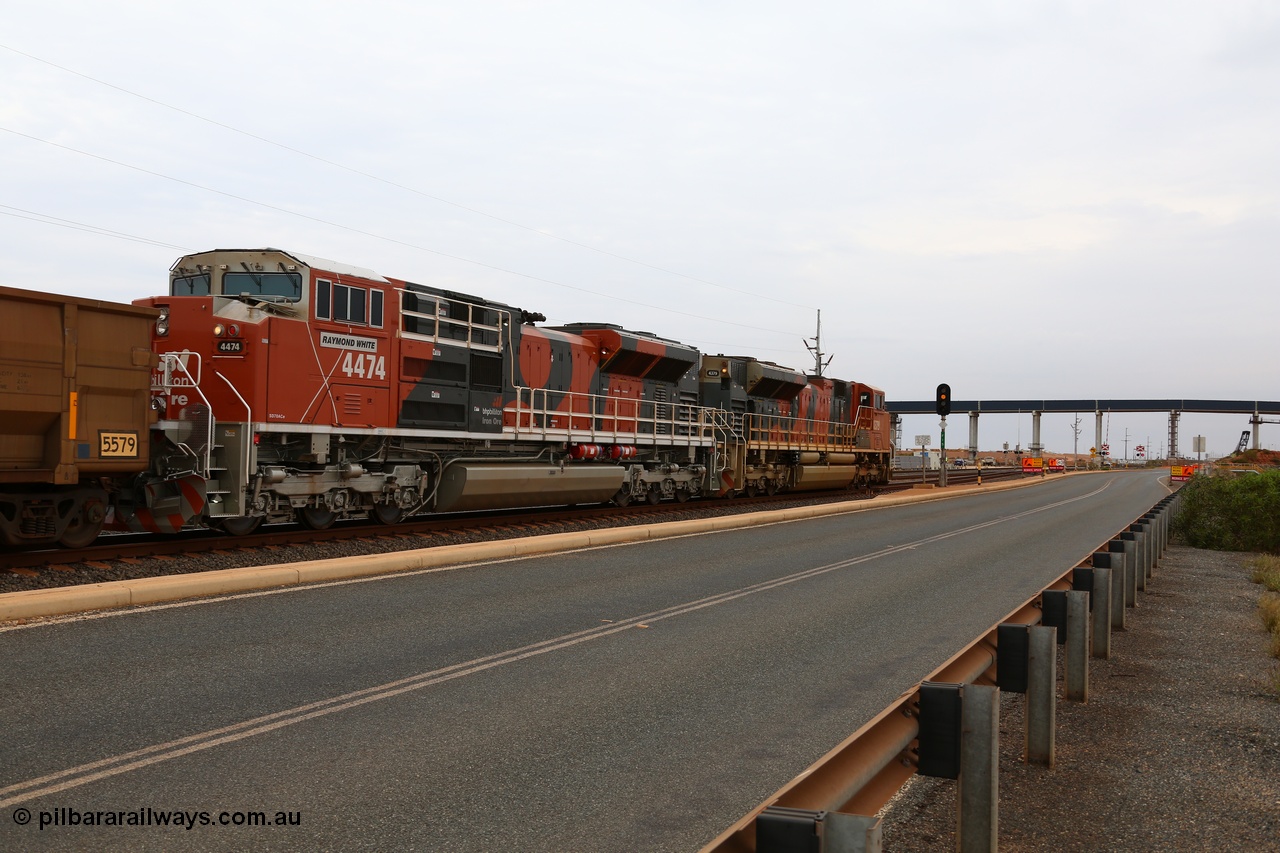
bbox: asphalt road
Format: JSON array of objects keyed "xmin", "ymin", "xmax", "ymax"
[{"xmin": 0, "ymin": 471, "xmax": 1171, "ymax": 852}]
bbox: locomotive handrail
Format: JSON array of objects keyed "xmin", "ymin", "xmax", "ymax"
[
  {"xmin": 508, "ymin": 386, "xmax": 719, "ymax": 447},
  {"xmin": 213, "ymin": 369, "xmax": 254, "ymax": 507},
  {"xmin": 398, "ymin": 291, "xmax": 507, "ymax": 354},
  {"xmin": 154, "ymin": 351, "xmax": 216, "ymax": 479},
  {"xmin": 153, "ymin": 350, "xmax": 203, "ymax": 390},
  {"xmin": 741, "ymin": 412, "xmax": 861, "ymax": 454}
]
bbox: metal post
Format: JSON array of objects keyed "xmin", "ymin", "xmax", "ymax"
[
  {"xmin": 1129, "ymin": 525, "xmax": 1147, "ymax": 590},
  {"xmin": 1108, "ymin": 539, "xmax": 1136, "ymax": 609},
  {"xmin": 824, "ymin": 813, "xmax": 883, "ymax": 853},
  {"xmin": 1026, "ymin": 625, "xmax": 1056, "ymax": 766},
  {"xmin": 1096, "ymin": 552, "xmax": 1125, "ymax": 630},
  {"xmin": 1031, "ymin": 411, "xmax": 1043, "ymax": 458},
  {"xmin": 957, "ymin": 684, "xmax": 999, "ymax": 853},
  {"xmin": 1091, "ymin": 568, "xmax": 1111, "ymax": 659},
  {"xmin": 1159, "ymin": 502, "xmax": 1170, "ymax": 556},
  {"xmin": 968, "ymin": 411, "xmax": 979, "ymax": 464},
  {"xmin": 1140, "ymin": 518, "xmax": 1155, "ymax": 580},
  {"xmin": 1065, "ymin": 590, "xmax": 1089, "ymax": 702},
  {"xmin": 1121, "ymin": 534, "xmax": 1138, "ymax": 607},
  {"xmin": 1146, "ymin": 511, "xmax": 1163, "ymax": 568},
  {"xmin": 940, "ymin": 416, "xmax": 948, "ymax": 488}
]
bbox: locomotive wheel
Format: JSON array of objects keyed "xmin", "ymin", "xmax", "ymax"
[
  {"xmin": 765, "ymin": 481, "xmax": 778, "ymax": 496},
  {"xmin": 215, "ymin": 516, "xmax": 263, "ymax": 536},
  {"xmin": 674, "ymin": 489, "xmax": 690, "ymax": 503},
  {"xmin": 369, "ymin": 503, "xmax": 403, "ymax": 525},
  {"xmin": 645, "ymin": 489, "xmax": 662, "ymax": 505},
  {"xmin": 298, "ymin": 506, "xmax": 337, "ymax": 530},
  {"xmin": 612, "ymin": 488, "xmax": 632, "ymax": 507},
  {"xmin": 59, "ymin": 516, "xmax": 104, "ymax": 549},
  {"xmin": 744, "ymin": 483, "xmax": 758, "ymax": 498}
]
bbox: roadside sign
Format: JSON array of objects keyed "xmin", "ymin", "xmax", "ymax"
[
  {"xmin": 1022, "ymin": 457, "xmax": 1044, "ymax": 473},
  {"xmin": 1171, "ymin": 465, "xmax": 1198, "ymax": 482},
  {"xmin": 1047, "ymin": 458, "xmax": 1065, "ymax": 472}
]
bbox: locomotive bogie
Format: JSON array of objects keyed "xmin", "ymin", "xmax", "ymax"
[{"xmin": 623, "ymin": 461, "xmax": 706, "ymax": 504}]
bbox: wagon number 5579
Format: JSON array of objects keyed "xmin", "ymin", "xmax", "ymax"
[
  {"xmin": 340, "ymin": 352, "xmax": 387, "ymax": 381},
  {"xmin": 99, "ymin": 432, "xmax": 139, "ymax": 458}
]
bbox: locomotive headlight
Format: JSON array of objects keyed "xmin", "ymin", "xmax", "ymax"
[
  {"xmin": 227, "ymin": 323, "xmax": 240, "ymax": 337},
  {"xmin": 156, "ymin": 309, "xmax": 169, "ymax": 337},
  {"xmin": 213, "ymin": 323, "xmax": 226, "ymax": 337}
]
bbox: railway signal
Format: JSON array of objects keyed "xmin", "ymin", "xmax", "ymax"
[
  {"xmin": 935, "ymin": 383, "xmax": 951, "ymax": 487},
  {"xmin": 935, "ymin": 383, "xmax": 951, "ymax": 417}
]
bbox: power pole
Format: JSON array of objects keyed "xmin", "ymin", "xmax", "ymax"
[
  {"xmin": 804, "ymin": 309, "xmax": 833, "ymax": 377},
  {"xmin": 1071, "ymin": 414, "xmax": 1082, "ymax": 463}
]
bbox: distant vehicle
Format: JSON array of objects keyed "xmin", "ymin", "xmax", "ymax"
[
  {"xmin": 952, "ymin": 458, "xmax": 967, "ymax": 467},
  {"xmin": 981, "ymin": 457, "xmax": 996, "ymax": 466}
]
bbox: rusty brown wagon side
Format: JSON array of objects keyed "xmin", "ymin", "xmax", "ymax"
[{"xmin": 0, "ymin": 285, "xmax": 158, "ymax": 547}]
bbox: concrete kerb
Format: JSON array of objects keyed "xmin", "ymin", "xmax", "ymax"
[{"xmin": 0, "ymin": 474, "xmax": 1058, "ymax": 623}]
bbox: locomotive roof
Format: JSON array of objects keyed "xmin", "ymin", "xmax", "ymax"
[
  {"xmin": 555, "ymin": 322, "xmax": 696, "ymax": 350},
  {"xmin": 287, "ymin": 249, "xmax": 390, "ymax": 282},
  {"xmin": 172, "ymin": 248, "xmax": 390, "ymax": 283}
]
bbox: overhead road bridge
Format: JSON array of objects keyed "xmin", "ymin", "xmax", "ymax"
[{"xmin": 886, "ymin": 399, "xmax": 1280, "ymax": 460}]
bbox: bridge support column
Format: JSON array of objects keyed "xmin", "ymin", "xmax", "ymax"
[
  {"xmin": 1168, "ymin": 410, "xmax": 1181, "ymax": 459},
  {"xmin": 1031, "ymin": 411, "xmax": 1043, "ymax": 458},
  {"xmin": 969, "ymin": 411, "xmax": 979, "ymax": 462},
  {"xmin": 1095, "ymin": 411, "xmax": 1104, "ymax": 469}
]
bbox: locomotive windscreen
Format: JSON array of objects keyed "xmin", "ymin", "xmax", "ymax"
[
  {"xmin": 171, "ymin": 273, "xmax": 211, "ymax": 296},
  {"xmin": 223, "ymin": 271, "xmax": 302, "ymax": 301}
]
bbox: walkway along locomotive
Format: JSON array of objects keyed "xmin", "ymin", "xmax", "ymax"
[{"xmin": 0, "ymin": 248, "xmax": 892, "ymax": 547}]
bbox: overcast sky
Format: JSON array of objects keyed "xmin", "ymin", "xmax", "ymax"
[{"xmin": 3, "ymin": 2, "xmax": 1277, "ymax": 457}]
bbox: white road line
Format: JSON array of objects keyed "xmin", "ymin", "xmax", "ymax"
[{"xmin": 1, "ymin": 479, "xmax": 1113, "ymax": 807}]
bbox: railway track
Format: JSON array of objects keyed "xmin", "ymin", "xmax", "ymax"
[{"xmin": 0, "ymin": 468, "xmax": 1029, "ymax": 586}]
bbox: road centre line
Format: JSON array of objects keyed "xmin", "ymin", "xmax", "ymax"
[{"xmin": 0, "ymin": 480, "xmax": 1112, "ymax": 807}]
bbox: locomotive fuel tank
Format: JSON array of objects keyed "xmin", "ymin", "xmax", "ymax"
[{"xmin": 434, "ymin": 463, "xmax": 625, "ymax": 512}]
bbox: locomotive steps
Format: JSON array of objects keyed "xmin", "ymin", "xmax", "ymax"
[{"xmin": 0, "ymin": 475, "xmax": 1050, "ymax": 623}]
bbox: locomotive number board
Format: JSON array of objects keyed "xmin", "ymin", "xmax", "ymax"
[{"xmin": 99, "ymin": 431, "xmax": 140, "ymax": 458}]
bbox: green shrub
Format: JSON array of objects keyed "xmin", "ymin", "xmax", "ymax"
[
  {"xmin": 1262, "ymin": 593, "xmax": 1280, "ymax": 637},
  {"xmin": 1172, "ymin": 471, "xmax": 1280, "ymax": 553},
  {"xmin": 1249, "ymin": 555, "xmax": 1280, "ymax": 592},
  {"xmin": 1249, "ymin": 562, "xmax": 1280, "ymax": 668}
]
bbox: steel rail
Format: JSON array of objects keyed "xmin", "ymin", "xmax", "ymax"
[{"xmin": 9, "ymin": 475, "xmax": 1017, "ymax": 572}]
